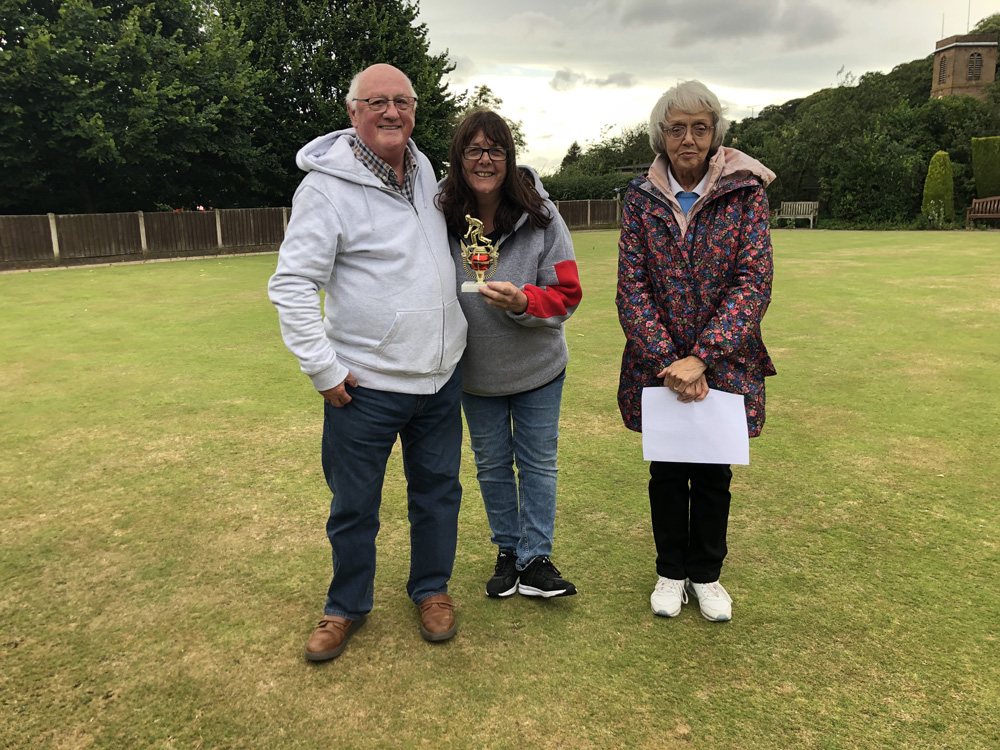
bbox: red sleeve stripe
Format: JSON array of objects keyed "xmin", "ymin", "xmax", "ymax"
[{"xmin": 524, "ymin": 260, "xmax": 582, "ymax": 319}]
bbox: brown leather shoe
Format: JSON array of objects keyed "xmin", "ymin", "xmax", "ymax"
[
  {"xmin": 304, "ymin": 614, "xmax": 365, "ymax": 661},
  {"xmin": 418, "ymin": 593, "xmax": 457, "ymax": 642}
]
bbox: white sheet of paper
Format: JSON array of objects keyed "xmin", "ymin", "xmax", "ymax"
[{"xmin": 641, "ymin": 387, "xmax": 750, "ymax": 465}]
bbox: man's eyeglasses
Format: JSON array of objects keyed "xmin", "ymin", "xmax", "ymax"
[
  {"xmin": 462, "ymin": 146, "xmax": 508, "ymax": 161},
  {"xmin": 353, "ymin": 96, "xmax": 418, "ymax": 113},
  {"xmin": 664, "ymin": 123, "xmax": 714, "ymax": 140}
]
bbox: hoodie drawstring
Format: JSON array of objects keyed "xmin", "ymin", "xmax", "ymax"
[{"xmin": 361, "ymin": 187, "xmax": 375, "ymax": 232}]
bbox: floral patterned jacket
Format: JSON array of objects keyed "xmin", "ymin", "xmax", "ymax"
[{"xmin": 616, "ymin": 147, "xmax": 776, "ymax": 437}]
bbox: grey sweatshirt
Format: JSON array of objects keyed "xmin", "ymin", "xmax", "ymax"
[
  {"xmin": 269, "ymin": 129, "xmax": 467, "ymax": 395},
  {"xmin": 450, "ymin": 167, "xmax": 582, "ymax": 397}
]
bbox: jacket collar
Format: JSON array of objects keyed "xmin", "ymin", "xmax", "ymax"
[{"xmin": 643, "ymin": 146, "xmax": 775, "ymax": 236}]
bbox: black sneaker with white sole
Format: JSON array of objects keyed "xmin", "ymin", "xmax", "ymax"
[
  {"xmin": 517, "ymin": 556, "xmax": 577, "ymax": 598},
  {"xmin": 486, "ymin": 548, "xmax": 519, "ymax": 598}
]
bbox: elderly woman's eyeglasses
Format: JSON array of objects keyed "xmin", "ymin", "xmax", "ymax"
[
  {"xmin": 353, "ymin": 96, "xmax": 418, "ymax": 113},
  {"xmin": 664, "ymin": 123, "xmax": 714, "ymax": 140},
  {"xmin": 462, "ymin": 146, "xmax": 508, "ymax": 161}
]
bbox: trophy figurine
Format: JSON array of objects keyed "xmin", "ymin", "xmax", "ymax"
[{"xmin": 460, "ymin": 215, "xmax": 499, "ymax": 292}]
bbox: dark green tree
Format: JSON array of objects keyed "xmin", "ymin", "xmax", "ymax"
[
  {"xmin": 214, "ymin": 0, "xmax": 460, "ymax": 201},
  {"xmin": 728, "ymin": 67, "xmax": 998, "ymax": 224},
  {"xmin": 560, "ymin": 141, "xmax": 582, "ymax": 170},
  {"xmin": 563, "ymin": 122, "xmax": 651, "ymax": 175},
  {"xmin": 725, "ymin": 97, "xmax": 811, "ymax": 207},
  {"xmin": 972, "ymin": 12, "xmax": 1000, "ymax": 36},
  {"xmin": 0, "ymin": 0, "xmax": 268, "ymax": 213},
  {"xmin": 885, "ymin": 55, "xmax": 934, "ymax": 107},
  {"xmin": 922, "ymin": 150, "xmax": 955, "ymax": 225},
  {"xmin": 972, "ymin": 13, "xmax": 1000, "ymax": 78}
]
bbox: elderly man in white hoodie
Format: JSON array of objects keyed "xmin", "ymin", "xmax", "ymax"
[{"xmin": 268, "ymin": 64, "xmax": 468, "ymax": 661}]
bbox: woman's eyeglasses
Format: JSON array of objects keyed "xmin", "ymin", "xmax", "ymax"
[
  {"xmin": 462, "ymin": 147, "xmax": 508, "ymax": 161},
  {"xmin": 664, "ymin": 123, "xmax": 714, "ymax": 140}
]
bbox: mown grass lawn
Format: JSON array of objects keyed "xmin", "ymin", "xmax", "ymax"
[{"xmin": 2, "ymin": 230, "xmax": 998, "ymax": 749}]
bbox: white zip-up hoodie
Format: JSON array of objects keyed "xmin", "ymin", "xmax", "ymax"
[{"xmin": 268, "ymin": 128, "xmax": 468, "ymax": 395}]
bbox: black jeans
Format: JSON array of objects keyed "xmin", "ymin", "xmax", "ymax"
[{"xmin": 648, "ymin": 461, "xmax": 732, "ymax": 583}]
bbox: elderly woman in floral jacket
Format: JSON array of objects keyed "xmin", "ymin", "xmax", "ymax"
[{"xmin": 616, "ymin": 80, "xmax": 776, "ymax": 623}]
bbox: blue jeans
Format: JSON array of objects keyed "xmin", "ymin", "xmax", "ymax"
[
  {"xmin": 461, "ymin": 373, "xmax": 564, "ymax": 571},
  {"xmin": 320, "ymin": 368, "xmax": 463, "ymax": 619}
]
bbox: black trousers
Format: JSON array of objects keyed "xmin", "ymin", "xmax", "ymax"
[{"xmin": 649, "ymin": 461, "xmax": 732, "ymax": 583}]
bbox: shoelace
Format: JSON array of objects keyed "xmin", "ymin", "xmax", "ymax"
[
  {"xmin": 537, "ymin": 557, "xmax": 561, "ymax": 576},
  {"xmin": 495, "ymin": 552, "xmax": 516, "ymax": 574},
  {"xmin": 654, "ymin": 577, "xmax": 688, "ymax": 603},
  {"xmin": 696, "ymin": 581, "xmax": 732, "ymax": 602}
]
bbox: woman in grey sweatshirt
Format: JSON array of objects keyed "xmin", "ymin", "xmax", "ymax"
[{"xmin": 437, "ymin": 110, "xmax": 582, "ymax": 599}]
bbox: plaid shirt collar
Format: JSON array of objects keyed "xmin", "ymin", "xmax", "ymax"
[{"xmin": 350, "ymin": 136, "xmax": 417, "ymax": 204}]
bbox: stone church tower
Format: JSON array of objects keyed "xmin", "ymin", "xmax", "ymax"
[{"xmin": 930, "ymin": 34, "xmax": 998, "ymax": 100}]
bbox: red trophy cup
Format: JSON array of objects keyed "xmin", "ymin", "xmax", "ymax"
[{"xmin": 460, "ymin": 215, "xmax": 500, "ymax": 293}]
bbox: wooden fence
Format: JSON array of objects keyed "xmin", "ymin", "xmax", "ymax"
[
  {"xmin": 0, "ymin": 208, "xmax": 289, "ymax": 268},
  {"xmin": 1, "ymin": 201, "xmax": 619, "ymax": 269},
  {"xmin": 555, "ymin": 199, "xmax": 620, "ymax": 229}
]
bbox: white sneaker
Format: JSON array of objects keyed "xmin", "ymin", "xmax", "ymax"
[
  {"xmin": 650, "ymin": 576, "xmax": 687, "ymax": 617},
  {"xmin": 686, "ymin": 580, "xmax": 732, "ymax": 622}
]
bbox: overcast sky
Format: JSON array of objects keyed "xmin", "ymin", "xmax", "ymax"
[{"xmin": 416, "ymin": 0, "xmax": 996, "ymax": 172}]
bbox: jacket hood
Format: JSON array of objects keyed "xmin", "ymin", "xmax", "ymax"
[
  {"xmin": 511, "ymin": 165, "xmax": 553, "ymax": 235},
  {"xmin": 295, "ymin": 127, "xmax": 421, "ymax": 183},
  {"xmin": 713, "ymin": 146, "xmax": 775, "ymax": 187},
  {"xmin": 648, "ymin": 146, "xmax": 774, "ymax": 198},
  {"xmin": 520, "ymin": 165, "xmax": 550, "ymax": 200}
]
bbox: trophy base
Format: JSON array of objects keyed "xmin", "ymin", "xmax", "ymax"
[{"xmin": 462, "ymin": 281, "xmax": 487, "ymax": 293}]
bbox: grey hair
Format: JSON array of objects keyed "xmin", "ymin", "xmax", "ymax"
[
  {"xmin": 648, "ymin": 80, "xmax": 729, "ymax": 155},
  {"xmin": 345, "ymin": 67, "xmax": 418, "ymax": 113}
]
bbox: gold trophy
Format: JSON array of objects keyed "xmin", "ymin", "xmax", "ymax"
[{"xmin": 460, "ymin": 215, "xmax": 499, "ymax": 292}]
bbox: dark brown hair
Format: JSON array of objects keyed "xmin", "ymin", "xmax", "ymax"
[{"xmin": 436, "ymin": 109, "xmax": 552, "ymax": 238}]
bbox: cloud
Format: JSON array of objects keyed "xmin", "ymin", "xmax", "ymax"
[
  {"xmin": 775, "ymin": 4, "xmax": 843, "ymax": 48},
  {"xmin": 607, "ymin": 0, "xmax": 843, "ymax": 48},
  {"xmin": 594, "ymin": 72, "xmax": 637, "ymax": 88},
  {"xmin": 549, "ymin": 69, "xmax": 637, "ymax": 91},
  {"xmin": 550, "ymin": 69, "xmax": 587, "ymax": 91},
  {"xmin": 447, "ymin": 55, "xmax": 479, "ymax": 85},
  {"xmin": 507, "ymin": 11, "xmax": 565, "ymax": 41}
]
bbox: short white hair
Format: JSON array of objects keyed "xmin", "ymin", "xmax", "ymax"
[
  {"xmin": 345, "ymin": 67, "xmax": 418, "ymax": 113},
  {"xmin": 648, "ymin": 80, "xmax": 729, "ymax": 155}
]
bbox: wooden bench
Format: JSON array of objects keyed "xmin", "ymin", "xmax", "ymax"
[
  {"xmin": 774, "ymin": 201, "xmax": 819, "ymax": 228},
  {"xmin": 966, "ymin": 196, "xmax": 1000, "ymax": 227}
]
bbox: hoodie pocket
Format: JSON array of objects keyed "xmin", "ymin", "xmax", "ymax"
[{"xmin": 374, "ymin": 309, "xmax": 444, "ymax": 375}]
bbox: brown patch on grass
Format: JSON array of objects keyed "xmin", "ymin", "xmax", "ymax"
[
  {"xmin": 559, "ymin": 410, "xmax": 628, "ymax": 438},
  {"xmin": 48, "ymin": 729, "xmax": 95, "ymax": 750},
  {"xmin": 0, "ymin": 360, "xmax": 32, "ymax": 391},
  {"xmin": 884, "ymin": 434, "xmax": 955, "ymax": 473},
  {"xmin": 778, "ymin": 258, "xmax": 870, "ymax": 275},
  {"xmin": 939, "ymin": 298, "xmax": 1000, "ymax": 314},
  {"xmin": 881, "ymin": 275, "xmax": 964, "ymax": 289}
]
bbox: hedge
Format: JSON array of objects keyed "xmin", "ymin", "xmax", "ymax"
[
  {"xmin": 971, "ymin": 136, "xmax": 1000, "ymax": 199},
  {"xmin": 541, "ymin": 171, "xmax": 641, "ymax": 201}
]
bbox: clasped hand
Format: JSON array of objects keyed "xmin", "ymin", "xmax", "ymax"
[{"xmin": 658, "ymin": 356, "xmax": 709, "ymax": 403}]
